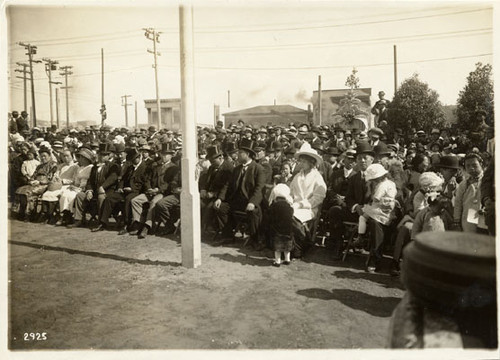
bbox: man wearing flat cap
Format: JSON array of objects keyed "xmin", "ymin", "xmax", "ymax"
[
  {"xmin": 200, "ymin": 144, "xmax": 235, "ymax": 233},
  {"xmin": 368, "ymin": 127, "xmax": 384, "ymax": 147},
  {"xmin": 214, "ymin": 138, "xmax": 266, "ymax": 249}
]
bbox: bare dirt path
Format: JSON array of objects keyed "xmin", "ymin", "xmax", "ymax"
[{"xmin": 8, "ymin": 219, "xmax": 404, "ymax": 350}]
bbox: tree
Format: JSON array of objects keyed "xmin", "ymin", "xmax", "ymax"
[
  {"xmin": 456, "ymin": 62, "xmax": 494, "ymax": 130},
  {"xmin": 388, "ymin": 73, "xmax": 445, "ymax": 137},
  {"xmin": 331, "ymin": 68, "xmax": 368, "ymax": 130}
]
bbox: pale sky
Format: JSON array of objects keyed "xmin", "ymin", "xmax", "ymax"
[{"xmin": 7, "ymin": 1, "xmax": 494, "ymax": 128}]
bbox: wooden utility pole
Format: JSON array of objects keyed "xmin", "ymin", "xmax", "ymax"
[
  {"xmin": 179, "ymin": 4, "xmax": 201, "ymax": 268},
  {"xmin": 42, "ymin": 58, "xmax": 61, "ymax": 127},
  {"xmin": 18, "ymin": 43, "xmax": 41, "ymax": 126},
  {"xmin": 55, "ymin": 88, "xmax": 60, "ymax": 129},
  {"xmin": 393, "ymin": 45, "xmax": 398, "ymax": 94},
  {"xmin": 121, "ymin": 95, "xmax": 132, "ymax": 127},
  {"xmin": 14, "ymin": 62, "xmax": 29, "ymax": 112},
  {"xmin": 100, "ymin": 48, "xmax": 106, "ymax": 126},
  {"xmin": 134, "ymin": 101, "xmax": 138, "ymax": 129},
  {"xmin": 59, "ymin": 65, "xmax": 73, "ymax": 128},
  {"xmin": 227, "ymin": 90, "xmax": 230, "ymax": 108},
  {"xmin": 318, "ymin": 75, "xmax": 322, "ymax": 126},
  {"xmin": 144, "ymin": 28, "xmax": 162, "ymax": 130}
]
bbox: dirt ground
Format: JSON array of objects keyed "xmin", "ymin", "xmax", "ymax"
[{"xmin": 8, "ymin": 218, "xmax": 405, "ymax": 350}]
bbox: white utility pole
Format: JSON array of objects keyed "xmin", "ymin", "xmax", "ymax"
[{"xmin": 179, "ymin": 4, "xmax": 201, "ymax": 268}]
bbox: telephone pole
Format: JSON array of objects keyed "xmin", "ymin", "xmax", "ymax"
[
  {"xmin": 55, "ymin": 88, "xmax": 60, "ymax": 129},
  {"xmin": 42, "ymin": 58, "xmax": 61, "ymax": 127},
  {"xmin": 14, "ymin": 62, "xmax": 29, "ymax": 112},
  {"xmin": 393, "ymin": 45, "xmax": 398, "ymax": 94},
  {"xmin": 59, "ymin": 65, "xmax": 73, "ymax": 128},
  {"xmin": 121, "ymin": 95, "xmax": 132, "ymax": 127},
  {"xmin": 143, "ymin": 27, "xmax": 162, "ymax": 130},
  {"xmin": 134, "ymin": 101, "xmax": 138, "ymax": 129},
  {"xmin": 18, "ymin": 43, "xmax": 41, "ymax": 126},
  {"xmin": 100, "ymin": 48, "xmax": 106, "ymax": 126}
]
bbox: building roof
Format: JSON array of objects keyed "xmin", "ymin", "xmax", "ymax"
[
  {"xmin": 144, "ymin": 98, "xmax": 181, "ymax": 104},
  {"xmin": 223, "ymin": 104, "xmax": 308, "ymax": 116}
]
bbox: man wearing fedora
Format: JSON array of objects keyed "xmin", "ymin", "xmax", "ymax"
[
  {"xmin": 91, "ymin": 148, "xmax": 149, "ymax": 233},
  {"xmin": 129, "ymin": 142, "xmax": 179, "ymax": 238},
  {"xmin": 214, "ymin": 137, "xmax": 266, "ymax": 249},
  {"xmin": 325, "ymin": 149, "xmax": 356, "ymax": 209},
  {"xmin": 200, "ymin": 144, "xmax": 234, "ymax": 233},
  {"xmin": 328, "ymin": 141, "xmax": 374, "ymax": 259},
  {"xmin": 72, "ymin": 142, "xmax": 120, "ymax": 228}
]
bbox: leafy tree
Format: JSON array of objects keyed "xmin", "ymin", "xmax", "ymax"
[
  {"xmin": 456, "ymin": 62, "xmax": 494, "ymax": 130},
  {"xmin": 388, "ymin": 73, "xmax": 445, "ymax": 138}
]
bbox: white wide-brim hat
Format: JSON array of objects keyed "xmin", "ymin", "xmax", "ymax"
[
  {"xmin": 365, "ymin": 163, "xmax": 388, "ymax": 181},
  {"xmin": 294, "ymin": 142, "xmax": 323, "ymax": 165}
]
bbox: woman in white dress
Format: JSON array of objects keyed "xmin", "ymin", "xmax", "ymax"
[
  {"xmin": 288, "ymin": 142, "xmax": 327, "ymax": 257},
  {"xmin": 56, "ymin": 147, "xmax": 94, "ymax": 226},
  {"xmin": 39, "ymin": 149, "xmax": 79, "ymax": 223}
]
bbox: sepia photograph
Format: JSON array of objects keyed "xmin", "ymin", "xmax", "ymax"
[{"xmin": 1, "ymin": 0, "xmax": 498, "ymax": 358}]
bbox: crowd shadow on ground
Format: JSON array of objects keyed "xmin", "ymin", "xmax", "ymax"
[
  {"xmin": 8, "ymin": 240, "xmax": 181, "ymax": 267},
  {"xmin": 296, "ymin": 287, "xmax": 401, "ymax": 317}
]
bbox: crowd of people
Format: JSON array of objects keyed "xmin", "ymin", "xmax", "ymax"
[{"xmin": 8, "ymin": 108, "xmax": 496, "ymax": 274}]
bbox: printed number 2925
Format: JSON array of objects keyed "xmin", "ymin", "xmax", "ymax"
[{"xmin": 24, "ymin": 332, "xmax": 47, "ymax": 341}]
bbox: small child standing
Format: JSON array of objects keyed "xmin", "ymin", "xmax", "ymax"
[
  {"xmin": 267, "ymin": 184, "xmax": 294, "ymax": 267},
  {"xmin": 412, "ymin": 193, "xmax": 453, "ymax": 240},
  {"xmin": 21, "ymin": 148, "xmax": 40, "ymax": 183}
]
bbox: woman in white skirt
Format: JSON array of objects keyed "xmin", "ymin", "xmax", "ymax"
[
  {"xmin": 39, "ymin": 149, "xmax": 79, "ymax": 223},
  {"xmin": 56, "ymin": 147, "xmax": 94, "ymax": 226}
]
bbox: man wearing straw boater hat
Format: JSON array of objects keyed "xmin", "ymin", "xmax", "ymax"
[
  {"xmin": 213, "ymin": 137, "xmax": 266, "ymax": 249},
  {"xmin": 200, "ymin": 144, "xmax": 235, "ymax": 232}
]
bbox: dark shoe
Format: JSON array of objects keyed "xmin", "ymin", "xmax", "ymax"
[
  {"xmin": 67, "ymin": 220, "xmax": 83, "ymax": 229},
  {"xmin": 91, "ymin": 223, "xmax": 106, "ymax": 232},
  {"xmin": 272, "ymin": 262, "xmax": 281, "ymax": 268},
  {"xmin": 55, "ymin": 217, "xmax": 64, "ymax": 226},
  {"xmin": 137, "ymin": 226, "xmax": 149, "ymax": 239},
  {"xmin": 117, "ymin": 227, "xmax": 128, "ymax": 235},
  {"xmin": 283, "ymin": 261, "xmax": 291, "ymax": 265}
]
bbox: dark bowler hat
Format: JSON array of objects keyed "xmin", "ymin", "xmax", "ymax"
[
  {"xmin": 326, "ymin": 146, "xmax": 340, "ymax": 156},
  {"xmin": 374, "ymin": 143, "xmax": 391, "ymax": 156},
  {"xmin": 126, "ymin": 148, "xmax": 141, "ymax": 162},
  {"xmin": 284, "ymin": 146, "xmax": 297, "ymax": 155},
  {"xmin": 160, "ymin": 142, "xmax": 176, "ymax": 154},
  {"xmin": 355, "ymin": 141, "xmax": 375, "ymax": 156},
  {"xmin": 98, "ymin": 142, "xmax": 113, "ymax": 154},
  {"xmin": 311, "ymin": 142, "xmax": 325, "ymax": 153},
  {"xmin": 113, "ymin": 143, "xmax": 126, "ymax": 153},
  {"xmin": 254, "ymin": 141, "xmax": 267, "ymax": 152},
  {"xmin": 239, "ymin": 138, "xmax": 256, "ymax": 156},
  {"xmin": 268, "ymin": 141, "xmax": 283, "ymax": 152},
  {"xmin": 311, "ymin": 125, "xmax": 321, "ymax": 133},
  {"xmin": 206, "ymin": 145, "xmax": 223, "ymax": 160},
  {"xmin": 437, "ymin": 155, "xmax": 460, "ymax": 169},
  {"xmin": 224, "ymin": 142, "xmax": 238, "ymax": 154}
]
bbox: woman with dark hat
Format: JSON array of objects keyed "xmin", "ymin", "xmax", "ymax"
[{"xmin": 14, "ymin": 146, "xmax": 58, "ymax": 221}]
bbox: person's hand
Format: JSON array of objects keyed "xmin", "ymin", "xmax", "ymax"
[
  {"xmin": 214, "ymin": 199, "xmax": 222, "ymax": 209},
  {"xmin": 246, "ymin": 203, "xmax": 255, "ymax": 212},
  {"xmin": 355, "ymin": 205, "xmax": 364, "ymax": 216},
  {"xmin": 30, "ymin": 180, "xmax": 39, "ymax": 186},
  {"xmin": 484, "ymin": 198, "xmax": 495, "ymax": 215},
  {"xmin": 207, "ymin": 191, "xmax": 215, "ymax": 199},
  {"xmin": 117, "ymin": 188, "xmax": 124, "ymax": 194},
  {"xmin": 123, "ymin": 187, "xmax": 132, "ymax": 193}
]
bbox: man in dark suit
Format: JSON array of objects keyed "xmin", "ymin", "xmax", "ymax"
[
  {"xmin": 72, "ymin": 142, "xmax": 120, "ymax": 227},
  {"xmin": 129, "ymin": 142, "xmax": 179, "ymax": 238},
  {"xmin": 328, "ymin": 142, "xmax": 374, "ymax": 259},
  {"xmin": 214, "ymin": 138, "xmax": 266, "ymax": 249},
  {"xmin": 324, "ymin": 149, "xmax": 356, "ymax": 209},
  {"xmin": 91, "ymin": 148, "xmax": 149, "ymax": 233},
  {"xmin": 200, "ymin": 144, "xmax": 234, "ymax": 232}
]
